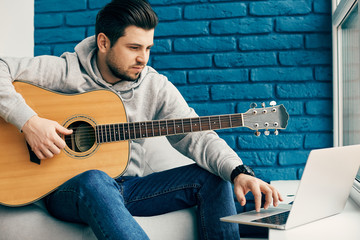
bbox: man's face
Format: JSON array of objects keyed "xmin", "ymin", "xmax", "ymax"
[{"xmin": 105, "ymin": 26, "xmax": 154, "ymax": 82}]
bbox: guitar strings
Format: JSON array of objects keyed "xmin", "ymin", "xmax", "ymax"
[{"xmin": 61, "ymin": 115, "xmax": 245, "ymax": 141}]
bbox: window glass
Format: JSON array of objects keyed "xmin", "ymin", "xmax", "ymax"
[{"xmin": 340, "ymin": 4, "xmax": 360, "ymax": 180}]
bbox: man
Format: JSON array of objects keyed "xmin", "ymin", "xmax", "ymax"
[{"xmin": 0, "ymin": 0, "xmax": 282, "ymax": 239}]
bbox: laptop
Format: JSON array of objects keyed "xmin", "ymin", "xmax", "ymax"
[{"xmin": 221, "ymin": 144, "xmax": 360, "ymax": 230}]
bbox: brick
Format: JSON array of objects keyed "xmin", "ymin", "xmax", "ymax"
[
  {"xmin": 251, "ymin": 67, "xmax": 313, "ymax": 82},
  {"xmin": 211, "ymin": 84, "xmax": 274, "ymax": 101},
  {"xmin": 87, "ymin": 27, "xmax": 96, "ymax": 37},
  {"xmin": 238, "ymin": 134, "xmax": 303, "ymax": 150},
  {"xmin": 239, "ymin": 34, "xmax": 303, "ymax": 51},
  {"xmin": 250, "ymin": 1, "xmax": 311, "ymax": 16},
  {"xmin": 35, "ymin": 14, "xmax": 63, "ymax": 28},
  {"xmin": 314, "ymin": 0, "xmax": 331, "ymax": 13},
  {"xmin": 276, "ymin": 15, "xmax": 331, "ymax": 33},
  {"xmin": 215, "ymin": 52, "xmax": 277, "ymax": 67},
  {"xmin": 149, "ymin": 0, "xmax": 200, "ymax": 5},
  {"xmin": 218, "ymin": 134, "xmax": 236, "ymax": 149},
  {"xmin": 53, "ymin": 43, "xmax": 77, "ymax": 56},
  {"xmin": 89, "ymin": 0, "xmax": 110, "ymax": 9},
  {"xmin": 177, "ymin": 85, "xmax": 210, "ymax": 101},
  {"xmin": 189, "ymin": 102, "xmax": 235, "ymax": 116},
  {"xmin": 155, "ymin": 21, "xmax": 209, "ymax": 37},
  {"xmin": 304, "ymin": 133, "xmax": 333, "ymax": 149},
  {"xmin": 174, "ymin": 37, "xmax": 236, "ymax": 52},
  {"xmin": 276, "ymin": 83, "xmax": 332, "ymax": 98},
  {"xmin": 153, "ymin": 6, "xmax": 182, "ymax": 21},
  {"xmin": 238, "ymin": 151, "xmax": 277, "ymax": 167},
  {"xmin": 279, "ymin": 150, "xmax": 310, "ymax": 166},
  {"xmin": 158, "ymin": 70, "xmax": 187, "ymax": 85},
  {"xmin": 152, "ymin": 54, "xmax": 212, "ymax": 69},
  {"xmin": 315, "ymin": 66, "xmax": 332, "ymax": 81},
  {"xmin": 34, "ymin": 45, "xmax": 52, "ymax": 56},
  {"xmin": 189, "ymin": 69, "xmax": 248, "ymax": 83},
  {"xmin": 286, "ymin": 116, "xmax": 332, "ymax": 132},
  {"xmin": 254, "ymin": 167, "xmax": 299, "ymax": 182},
  {"xmin": 184, "ymin": 2, "xmax": 246, "ymax": 20},
  {"xmin": 65, "ymin": 11, "xmax": 98, "ymax": 27},
  {"xmin": 35, "ymin": 28, "xmax": 86, "ymax": 44},
  {"xmin": 211, "ymin": 18, "xmax": 273, "ymax": 35},
  {"xmin": 275, "ymin": 101, "xmax": 304, "ymax": 116},
  {"xmin": 279, "ymin": 50, "xmax": 331, "ymax": 66},
  {"xmin": 152, "ymin": 39, "xmax": 172, "ymax": 53},
  {"xmin": 35, "ymin": 0, "xmax": 86, "ymax": 13},
  {"xmin": 305, "ymin": 100, "xmax": 332, "ymax": 116},
  {"xmin": 305, "ymin": 34, "xmax": 332, "ymax": 49}
]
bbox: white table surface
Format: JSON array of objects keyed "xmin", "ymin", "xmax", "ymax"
[{"xmin": 269, "ymin": 180, "xmax": 360, "ymax": 240}]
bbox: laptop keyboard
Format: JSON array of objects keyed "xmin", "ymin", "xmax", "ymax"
[{"xmin": 252, "ymin": 211, "xmax": 290, "ymax": 225}]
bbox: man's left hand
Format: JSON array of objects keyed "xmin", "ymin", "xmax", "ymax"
[{"xmin": 233, "ymin": 174, "xmax": 283, "ymax": 212}]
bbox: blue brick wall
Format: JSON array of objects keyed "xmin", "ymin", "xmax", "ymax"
[{"xmin": 34, "ymin": 0, "xmax": 333, "ymax": 182}]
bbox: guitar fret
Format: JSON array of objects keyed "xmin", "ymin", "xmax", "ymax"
[
  {"xmin": 181, "ymin": 119, "xmax": 185, "ymax": 133},
  {"xmin": 173, "ymin": 119, "xmax": 176, "ymax": 134},
  {"xmin": 101, "ymin": 125, "xmax": 105, "ymax": 143},
  {"xmin": 109, "ymin": 125, "xmax": 114, "ymax": 142},
  {"xmin": 166, "ymin": 120, "xmax": 169, "ymax": 135},
  {"xmin": 96, "ymin": 126, "xmax": 100, "ymax": 143},
  {"xmin": 104, "ymin": 125, "xmax": 108, "ymax": 142},
  {"xmin": 174, "ymin": 119, "xmax": 183, "ymax": 134},
  {"xmin": 151, "ymin": 121, "xmax": 155, "ymax": 136},
  {"xmin": 120, "ymin": 124, "xmax": 124, "ymax": 140},
  {"xmin": 135, "ymin": 122, "xmax": 141, "ymax": 139},
  {"xmin": 140, "ymin": 122, "xmax": 145, "ymax": 138}
]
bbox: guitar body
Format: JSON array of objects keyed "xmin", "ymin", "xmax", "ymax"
[{"xmin": 0, "ymin": 81, "xmax": 130, "ymax": 206}]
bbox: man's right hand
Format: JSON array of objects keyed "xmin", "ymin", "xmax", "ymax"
[{"xmin": 21, "ymin": 115, "xmax": 73, "ymax": 160}]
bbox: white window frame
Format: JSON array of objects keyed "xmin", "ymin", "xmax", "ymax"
[
  {"xmin": 0, "ymin": 0, "xmax": 34, "ymax": 57},
  {"xmin": 332, "ymin": 0, "xmax": 360, "ymax": 206}
]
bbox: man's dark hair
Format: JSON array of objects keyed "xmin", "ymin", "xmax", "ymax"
[{"xmin": 95, "ymin": 0, "xmax": 158, "ymax": 47}]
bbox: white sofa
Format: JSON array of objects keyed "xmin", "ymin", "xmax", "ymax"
[{"xmin": 0, "ymin": 137, "xmax": 199, "ymax": 240}]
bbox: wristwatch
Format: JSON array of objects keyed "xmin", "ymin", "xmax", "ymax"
[{"xmin": 230, "ymin": 165, "xmax": 255, "ymax": 183}]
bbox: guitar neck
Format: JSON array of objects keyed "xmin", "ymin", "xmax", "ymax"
[{"xmin": 96, "ymin": 113, "xmax": 244, "ymax": 143}]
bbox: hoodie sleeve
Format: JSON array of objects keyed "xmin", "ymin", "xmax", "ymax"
[
  {"xmin": 154, "ymin": 77, "xmax": 242, "ymax": 182},
  {"xmin": 0, "ymin": 56, "xmax": 66, "ymax": 130}
]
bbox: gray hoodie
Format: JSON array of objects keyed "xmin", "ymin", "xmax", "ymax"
[{"xmin": 0, "ymin": 36, "xmax": 242, "ymax": 181}]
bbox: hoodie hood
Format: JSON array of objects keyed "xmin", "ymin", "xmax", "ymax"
[{"xmin": 73, "ymin": 35, "xmax": 148, "ymax": 95}]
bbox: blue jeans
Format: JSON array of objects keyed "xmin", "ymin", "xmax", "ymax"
[{"xmin": 45, "ymin": 164, "xmax": 240, "ymax": 240}]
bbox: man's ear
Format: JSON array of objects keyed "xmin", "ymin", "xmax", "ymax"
[{"xmin": 97, "ymin": 33, "xmax": 109, "ymax": 52}]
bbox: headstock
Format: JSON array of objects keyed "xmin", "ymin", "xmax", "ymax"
[{"xmin": 243, "ymin": 101, "xmax": 289, "ymax": 136}]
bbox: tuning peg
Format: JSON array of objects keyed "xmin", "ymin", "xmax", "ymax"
[
  {"xmin": 250, "ymin": 102, "xmax": 257, "ymax": 108},
  {"xmin": 264, "ymin": 130, "xmax": 270, "ymax": 136},
  {"xmin": 255, "ymin": 131, "xmax": 261, "ymax": 136},
  {"xmin": 261, "ymin": 102, "xmax": 266, "ymax": 108},
  {"xmin": 274, "ymin": 129, "xmax": 279, "ymax": 135},
  {"xmin": 270, "ymin": 101, "xmax": 277, "ymax": 107}
]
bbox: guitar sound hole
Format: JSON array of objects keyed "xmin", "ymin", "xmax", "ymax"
[{"xmin": 65, "ymin": 121, "xmax": 96, "ymax": 153}]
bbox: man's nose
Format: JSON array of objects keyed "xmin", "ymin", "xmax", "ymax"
[{"xmin": 136, "ymin": 51, "xmax": 148, "ymax": 64}]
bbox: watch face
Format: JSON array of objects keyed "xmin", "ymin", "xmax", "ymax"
[{"xmin": 243, "ymin": 165, "xmax": 255, "ymax": 176}]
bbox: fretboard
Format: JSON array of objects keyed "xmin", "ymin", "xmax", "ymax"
[{"xmin": 96, "ymin": 113, "xmax": 243, "ymax": 144}]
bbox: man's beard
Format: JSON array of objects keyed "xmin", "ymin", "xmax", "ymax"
[
  {"xmin": 105, "ymin": 52, "xmax": 142, "ymax": 82},
  {"xmin": 107, "ymin": 64, "xmax": 141, "ymax": 82}
]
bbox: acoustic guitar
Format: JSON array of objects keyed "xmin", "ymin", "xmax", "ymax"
[{"xmin": 0, "ymin": 81, "xmax": 289, "ymax": 206}]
